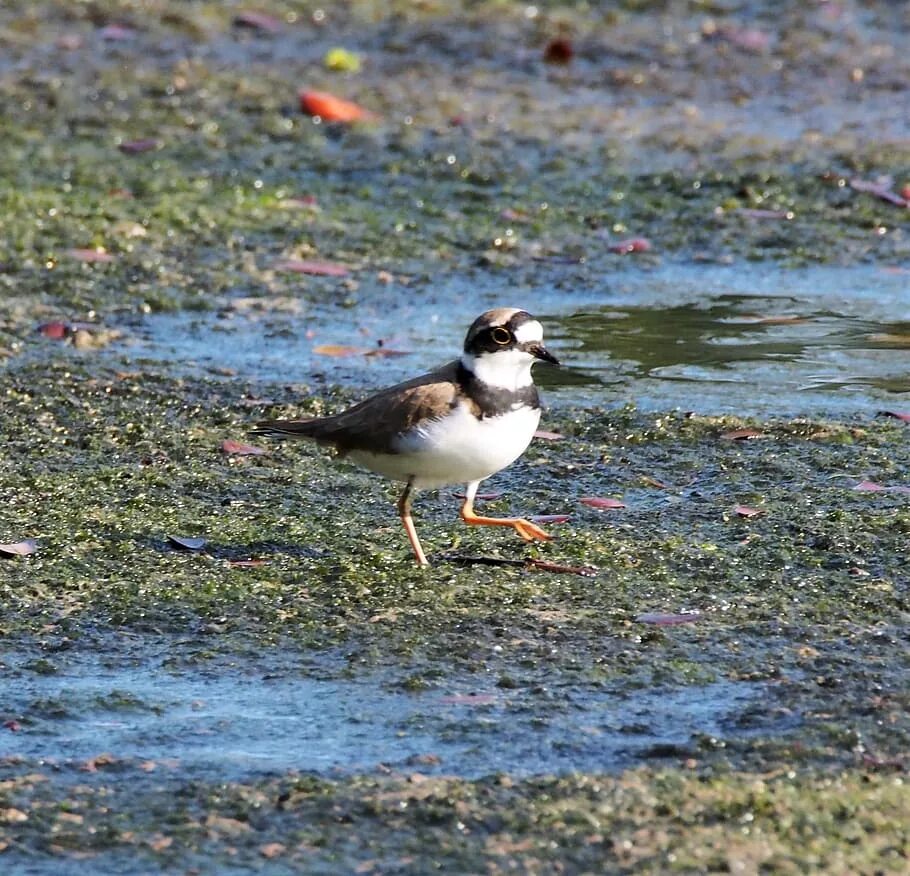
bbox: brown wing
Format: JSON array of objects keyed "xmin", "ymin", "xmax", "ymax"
[{"xmin": 252, "ymin": 360, "xmax": 461, "ymax": 453}]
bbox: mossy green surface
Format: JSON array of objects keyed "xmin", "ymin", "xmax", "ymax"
[{"xmin": 1, "ymin": 1, "xmax": 908, "ymax": 872}]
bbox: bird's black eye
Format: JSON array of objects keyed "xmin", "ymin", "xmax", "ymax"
[{"xmin": 491, "ymin": 327, "xmax": 512, "ymax": 345}]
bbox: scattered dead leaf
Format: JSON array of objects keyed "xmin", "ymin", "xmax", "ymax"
[
  {"xmin": 720, "ymin": 428, "xmax": 764, "ymax": 440},
  {"xmin": 221, "ymin": 439, "xmax": 267, "ymax": 456},
  {"xmin": 636, "ymin": 611, "xmax": 702, "ymax": 626},
  {"xmin": 529, "ymin": 514, "xmax": 571, "ymax": 524},
  {"xmin": 849, "ymin": 177, "xmax": 909, "ymax": 207},
  {"xmin": 734, "ymin": 505, "xmax": 763, "ymax": 518},
  {"xmin": 299, "ymin": 90, "xmax": 374, "ymax": 122},
  {"xmin": 608, "ymin": 237, "xmax": 652, "ymax": 254},
  {"xmin": 527, "ymin": 558, "xmax": 597, "ymax": 576},
  {"xmin": 543, "ymin": 37, "xmax": 574, "ymax": 64},
  {"xmin": 312, "ymin": 344, "xmax": 365, "ymax": 357},
  {"xmin": 228, "ymin": 558, "xmax": 269, "ymax": 568},
  {"xmin": 877, "ymin": 410, "xmax": 910, "ymax": 423},
  {"xmin": 99, "ymin": 24, "xmax": 135, "ymax": 41},
  {"xmin": 580, "ymin": 496, "xmax": 626, "ymax": 510},
  {"xmin": 260, "ymin": 843, "xmax": 286, "ymax": 859},
  {"xmin": 533, "ymin": 429, "xmax": 563, "ymax": 441},
  {"xmin": 233, "ymin": 11, "xmax": 282, "ymax": 32},
  {"xmin": 0, "ymin": 539, "xmax": 38, "ymax": 557},
  {"xmin": 118, "ymin": 138, "xmax": 159, "ymax": 154},
  {"xmin": 167, "ymin": 535, "xmax": 207, "ymax": 551},
  {"xmin": 67, "ymin": 248, "xmax": 115, "ymax": 263},
  {"xmin": 736, "ymin": 208, "xmax": 794, "ymax": 220},
  {"xmin": 853, "ymin": 480, "xmax": 886, "ymax": 492},
  {"xmin": 275, "ymin": 258, "xmax": 349, "ymax": 276}
]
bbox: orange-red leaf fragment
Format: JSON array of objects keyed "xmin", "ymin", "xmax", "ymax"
[
  {"xmin": 734, "ymin": 505, "xmax": 763, "ymax": 518},
  {"xmin": 312, "ymin": 344, "xmax": 365, "ymax": 357},
  {"xmin": 299, "ymin": 90, "xmax": 373, "ymax": 123}
]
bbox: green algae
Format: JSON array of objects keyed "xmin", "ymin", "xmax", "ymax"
[{"xmin": 1, "ymin": 1, "xmax": 909, "ymax": 872}]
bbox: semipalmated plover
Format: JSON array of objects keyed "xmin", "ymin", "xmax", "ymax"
[{"xmin": 252, "ymin": 308, "xmax": 560, "ymax": 566}]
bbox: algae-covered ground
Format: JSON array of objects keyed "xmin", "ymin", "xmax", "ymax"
[{"xmin": 1, "ymin": 1, "xmax": 909, "ymax": 873}]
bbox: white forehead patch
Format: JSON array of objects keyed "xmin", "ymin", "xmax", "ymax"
[{"xmin": 514, "ymin": 319, "xmax": 543, "ymax": 344}]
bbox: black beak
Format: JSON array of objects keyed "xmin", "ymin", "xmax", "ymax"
[{"xmin": 527, "ymin": 342, "xmax": 560, "ymax": 366}]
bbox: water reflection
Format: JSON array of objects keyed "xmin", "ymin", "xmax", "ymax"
[{"xmin": 545, "ymin": 295, "xmax": 910, "ymax": 403}]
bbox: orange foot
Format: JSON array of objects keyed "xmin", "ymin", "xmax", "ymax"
[{"xmin": 460, "ymin": 507, "xmax": 551, "ymax": 542}]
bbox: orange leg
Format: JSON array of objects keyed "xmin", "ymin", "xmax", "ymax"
[
  {"xmin": 459, "ymin": 481, "xmax": 550, "ymax": 542},
  {"xmin": 398, "ymin": 480, "xmax": 429, "ymax": 567}
]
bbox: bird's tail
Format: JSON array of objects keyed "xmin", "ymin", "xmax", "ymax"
[{"xmin": 250, "ymin": 418, "xmax": 322, "ymax": 440}]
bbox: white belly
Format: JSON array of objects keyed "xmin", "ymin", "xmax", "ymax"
[{"xmin": 348, "ymin": 404, "xmax": 541, "ymax": 488}]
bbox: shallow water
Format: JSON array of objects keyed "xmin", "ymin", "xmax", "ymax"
[
  {"xmin": 124, "ymin": 262, "xmax": 910, "ymax": 416},
  {"xmin": 5, "ymin": 642, "xmax": 765, "ymax": 780}
]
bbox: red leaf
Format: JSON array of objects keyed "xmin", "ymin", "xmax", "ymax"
[
  {"xmin": 878, "ymin": 410, "xmax": 910, "ymax": 423},
  {"xmin": 119, "ymin": 138, "xmax": 159, "ymax": 154},
  {"xmin": 221, "ymin": 439, "xmax": 267, "ymax": 456},
  {"xmin": 543, "ymin": 38, "xmax": 574, "ymax": 64},
  {"xmin": 636, "ymin": 611, "xmax": 702, "ymax": 626},
  {"xmin": 99, "ymin": 24, "xmax": 135, "ymax": 41},
  {"xmin": 67, "ymin": 248, "xmax": 115, "ymax": 263},
  {"xmin": 720, "ymin": 428, "xmax": 764, "ymax": 440},
  {"xmin": 533, "ymin": 429, "xmax": 563, "ymax": 441},
  {"xmin": 608, "ymin": 237, "xmax": 652, "ymax": 254},
  {"xmin": 0, "ymin": 539, "xmax": 38, "ymax": 557},
  {"xmin": 228, "ymin": 558, "xmax": 269, "ymax": 568},
  {"xmin": 38, "ymin": 321, "xmax": 70, "ymax": 340},
  {"xmin": 529, "ymin": 514, "xmax": 571, "ymax": 524},
  {"xmin": 580, "ymin": 497, "xmax": 626, "ymax": 510},
  {"xmin": 167, "ymin": 535, "xmax": 207, "ymax": 551},
  {"xmin": 233, "ymin": 11, "xmax": 283, "ymax": 32},
  {"xmin": 734, "ymin": 505, "xmax": 763, "ymax": 518},
  {"xmin": 275, "ymin": 258, "xmax": 349, "ymax": 276},
  {"xmin": 299, "ymin": 90, "xmax": 374, "ymax": 123}
]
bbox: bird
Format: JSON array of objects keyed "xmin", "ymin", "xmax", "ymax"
[{"xmin": 251, "ymin": 308, "xmax": 560, "ymax": 567}]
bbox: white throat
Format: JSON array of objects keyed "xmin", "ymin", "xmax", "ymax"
[{"xmin": 462, "ymin": 349, "xmax": 535, "ymax": 391}]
